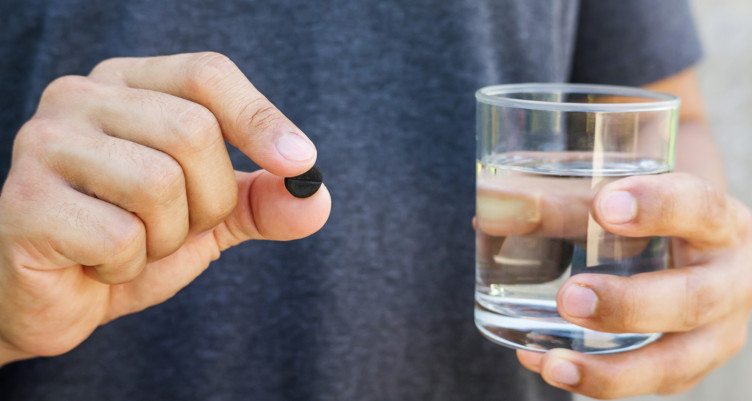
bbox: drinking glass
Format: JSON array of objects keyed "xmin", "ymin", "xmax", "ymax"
[{"xmin": 474, "ymin": 83, "xmax": 679, "ymax": 354}]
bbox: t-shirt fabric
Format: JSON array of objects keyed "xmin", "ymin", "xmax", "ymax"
[{"xmin": 0, "ymin": 0, "xmax": 701, "ymax": 400}]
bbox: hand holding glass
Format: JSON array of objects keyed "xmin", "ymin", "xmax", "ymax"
[{"xmin": 474, "ymin": 84, "xmax": 679, "ymax": 353}]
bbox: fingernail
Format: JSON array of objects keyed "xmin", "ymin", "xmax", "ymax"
[
  {"xmin": 476, "ymin": 193, "xmax": 540, "ymax": 225},
  {"xmin": 599, "ymin": 190, "xmax": 637, "ymax": 224},
  {"xmin": 561, "ymin": 284, "xmax": 597, "ymax": 318},
  {"xmin": 276, "ymin": 133, "xmax": 315, "ymax": 162},
  {"xmin": 548, "ymin": 358, "xmax": 581, "ymax": 386}
]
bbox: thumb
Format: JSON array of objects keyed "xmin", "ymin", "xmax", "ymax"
[
  {"xmin": 213, "ymin": 170, "xmax": 331, "ymax": 250},
  {"xmin": 592, "ymin": 172, "xmax": 747, "ymax": 249}
]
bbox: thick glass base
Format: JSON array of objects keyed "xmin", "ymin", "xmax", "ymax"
[{"xmin": 474, "ymin": 301, "xmax": 661, "ymax": 354}]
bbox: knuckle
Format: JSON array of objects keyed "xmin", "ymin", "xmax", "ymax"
[
  {"xmin": 14, "ymin": 118, "xmax": 63, "ymax": 156},
  {"xmin": 699, "ymin": 182, "xmax": 729, "ymax": 232},
  {"xmin": 184, "ymin": 52, "xmax": 237, "ymax": 94},
  {"xmin": 655, "ymin": 356, "xmax": 692, "ymax": 395},
  {"xmin": 137, "ymin": 156, "xmax": 185, "ymax": 208},
  {"xmin": 658, "ymin": 183, "xmax": 678, "ymax": 230},
  {"xmin": 618, "ymin": 281, "xmax": 640, "ymax": 330},
  {"xmin": 89, "ymin": 57, "xmax": 131, "ymax": 78},
  {"xmin": 41, "ymin": 75, "xmax": 96, "ymax": 104},
  {"xmin": 100, "ymin": 212, "xmax": 144, "ymax": 261},
  {"xmin": 682, "ymin": 271, "xmax": 717, "ymax": 329},
  {"xmin": 171, "ymin": 104, "xmax": 221, "ymax": 153},
  {"xmin": 238, "ymin": 98, "xmax": 283, "ymax": 134}
]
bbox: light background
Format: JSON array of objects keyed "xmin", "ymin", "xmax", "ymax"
[{"xmin": 575, "ymin": 0, "xmax": 752, "ymax": 400}]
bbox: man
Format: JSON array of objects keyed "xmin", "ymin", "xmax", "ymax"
[{"xmin": 1, "ymin": 0, "xmax": 749, "ymax": 399}]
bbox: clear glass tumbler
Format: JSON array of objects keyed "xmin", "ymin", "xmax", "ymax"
[{"xmin": 474, "ymin": 83, "xmax": 679, "ymax": 354}]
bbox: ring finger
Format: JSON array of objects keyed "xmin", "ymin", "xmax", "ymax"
[{"xmin": 517, "ymin": 311, "xmax": 749, "ymax": 398}]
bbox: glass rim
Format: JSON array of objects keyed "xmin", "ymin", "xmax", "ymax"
[{"xmin": 475, "ymin": 83, "xmax": 680, "ymax": 112}]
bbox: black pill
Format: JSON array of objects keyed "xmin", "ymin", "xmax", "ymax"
[{"xmin": 284, "ymin": 165, "xmax": 323, "ymax": 198}]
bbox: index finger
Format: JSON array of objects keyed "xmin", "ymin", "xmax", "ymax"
[
  {"xmin": 90, "ymin": 52, "xmax": 316, "ymax": 177},
  {"xmin": 476, "ymin": 169, "xmax": 592, "ymax": 238}
]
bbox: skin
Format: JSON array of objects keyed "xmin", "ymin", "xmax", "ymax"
[
  {"xmin": 0, "ymin": 52, "xmax": 331, "ymax": 366},
  {"xmin": 516, "ymin": 68, "xmax": 752, "ymax": 399},
  {"xmin": 0, "ymin": 53, "xmax": 747, "ymax": 398}
]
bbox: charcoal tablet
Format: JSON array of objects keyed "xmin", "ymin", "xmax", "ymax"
[{"xmin": 284, "ymin": 165, "xmax": 323, "ymax": 198}]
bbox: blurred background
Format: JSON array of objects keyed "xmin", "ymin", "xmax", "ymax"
[{"xmin": 575, "ymin": 0, "xmax": 752, "ymax": 400}]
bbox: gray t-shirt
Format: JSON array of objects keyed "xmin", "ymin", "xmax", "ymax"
[{"xmin": 0, "ymin": 0, "xmax": 700, "ymax": 400}]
